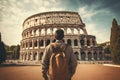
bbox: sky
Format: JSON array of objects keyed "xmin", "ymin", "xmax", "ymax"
[{"xmin": 0, "ymin": 0, "xmax": 120, "ymax": 46}]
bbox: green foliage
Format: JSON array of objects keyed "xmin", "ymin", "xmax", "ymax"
[
  {"xmin": 0, "ymin": 42, "xmax": 6, "ymax": 64},
  {"xmin": 4, "ymin": 44, "xmax": 20, "ymax": 60}
]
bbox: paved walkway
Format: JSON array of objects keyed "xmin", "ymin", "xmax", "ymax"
[{"xmin": 0, "ymin": 64, "xmax": 120, "ymax": 80}]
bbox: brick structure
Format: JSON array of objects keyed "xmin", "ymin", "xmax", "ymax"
[{"xmin": 20, "ymin": 11, "xmax": 104, "ymax": 61}]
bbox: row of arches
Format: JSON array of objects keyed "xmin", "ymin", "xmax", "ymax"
[
  {"xmin": 74, "ymin": 52, "xmax": 104, "ymax": 60},
  {"xmin": 20, "ymin": 52, "xmax": 43, "ymax": 61},
  {"xmin": 21, "ymin": 38, "xmax": 96, "ymax": 49},
  {"xmin": 20, "ymin": 51, "xmax": 104, "ymax": 61},
  {"xmin": 22, "ymin": 27, "xmax": 85, "ymax": 39}
]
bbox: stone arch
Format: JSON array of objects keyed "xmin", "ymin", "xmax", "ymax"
[
  {"xmin": 88, "ymin": 52, "xmax": 92, "ymax": 60},
  {"xmin": 81, "ymin": 52, "xmax": 85, "ymax": 60},
  {"xmin": 74, "ymin": 39, "xmax": 78, "ymax": 46},
  {"xmin": 30, "ymin": 53, "xmax": 32, "ymax": 60},
  {"xmin": 80, "ymin": 39, "xmax": 84, "ymax": 46},
  {"xmin": 87, "ymin": 39, "xmax": 90, "ymax": 46},
  {"xmin": 53, "ymin": 28, "xmax": 57, "ymax": 34},
  {"xmin": 46, "ymin": 39, "xmax": 50, "ymax": 46},
  {"xmin": 74, "ymin": 28, "xmax": 78, "ymax": 34},
  {"xmin": 94, "ymin": 51, "xmax": 97, "ymax": 60},
  {"xmin": 99, "ymin": 52, "xmax": 102, "ymax": 60},
  {"xmin": 32, "ymin": 30, "xmax": 34, "ymax": 36},
  {"xmin": 92, "ymin": 39, "xmax": 95, "ymax": 46},
  {"xmin": 30, "ymin": 41, "xmax": 32, "ymax": 47},
  {"xmin": 35, "ymin": 29, "xmax": 39, "ymax": 36},
  {"xmin": 67, "ymin": 39, "xmax": 72, "ymax": 46},
  {"xmin": 40, "ymin": 52, "xmax": 43, "ymax": 60},
  {"xmin": 33, "ymin": 53, "xmax": 37, "ymax": 60},
  {"xmin": 74, "ymin": 52, "xmax": 79, "ymax": 60},
  {"xmin": 34, "ymin": 40, "xmax": 37, "ymax": 47},
  {"xmin": 47, "ymin": 28, "xmax": 51, "ymax": 35},
  {"xmin": 26, "ymin": 42, "xmax": 28, "ymax": 48},
  {"xmin": 40, "ymin": 40, "xmax": 44, "ymax": 46},
  {"xmin": 41, "ymin": 29, "xmax": 45, "ymax": 35},
  {"xmin": 67, "ymin": 28, "xmax": 72, "ymax": 34}
]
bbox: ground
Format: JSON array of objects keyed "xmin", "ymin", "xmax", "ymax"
[{"xmin": 0, "ymin": 64, "xmax": 120, "ymax": 80}]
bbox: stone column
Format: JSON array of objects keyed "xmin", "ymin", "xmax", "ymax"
[
  {"xmin": 85, "ymin": 51, "xmax": 88, "ymax": 60},
  {"xmin": 84, "ymin": 37, "xmax": 87, "ymax": 46},
  {"xmin": 51, "ymin": 28, "xmax": 53, "ymax": 35},
  {"xmin": 78, "ymin": 39, "xmax": 81, "ymax": 48},
  {"xmin": 97, "ymin": 51, "xmax": 100, "ymax": 60},
  {"xmin": 31, "ymin": 52, "xmax": 34, "ymax": 61},
  {"xmin": 78, "ymin": 51, "xmax": 81, "ymax": 60},
  {"xmin": 71, "ymin": 39, "xmax": 74, "ymax": 48},
  {"xmin": 91, "ymin": 51, "xmax": 94, "ymax": 60},
  {"xmin": 39, "ymin": 28, "xmax": 41, "ymax": 36},
  {"xmin": 90, "ymin": 38, "xmax": 93, "ymax": 47},
  {"xmin": 37, "ymin": 52, "xmax": 40, "ymax": 61},
  {"xmin": 20, "ymin": 54, "xmax": 22, "ymax": 60},
  {"xmin": 71, "ymin": 28, "xmax": 74, "ymax": 35},
  {"xmin": 64, "ymin": 28, "xmax": 67, "ymax": 35}
]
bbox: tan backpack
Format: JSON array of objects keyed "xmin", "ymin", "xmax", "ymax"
[{"xmin": 49, "ymin": 43, "xmax": 69, "ymax": 80}]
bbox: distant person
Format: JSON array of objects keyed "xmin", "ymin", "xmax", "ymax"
[{"xmin": 42, "ymin": 29, "xmax": 77, "ymax": 80}]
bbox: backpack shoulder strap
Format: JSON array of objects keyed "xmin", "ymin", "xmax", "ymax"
[
  {"xmin": 50, "ymin": 43, "xmax": 56, "ymax": 53},
  {"xmin": 62, "ymin": 44, "xmax": 68, "ymax": 52}
]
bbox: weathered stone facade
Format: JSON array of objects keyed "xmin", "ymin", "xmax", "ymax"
[{"xmin": 20, "ymin": 11, "xmax": 104, "ymax": 61}]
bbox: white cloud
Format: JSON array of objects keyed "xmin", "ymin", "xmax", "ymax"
[
  {"xmin": 78, "ymin": 6, "xmax": 98, "ymax": 20},
  {"xmin": 0, "ymin": 0, "xmax": 65, "ymax": 45}
]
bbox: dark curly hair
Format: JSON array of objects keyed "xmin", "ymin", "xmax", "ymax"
[{"xmin": 55, "ymin": 29, "xmax": 64, "ymax": 40}]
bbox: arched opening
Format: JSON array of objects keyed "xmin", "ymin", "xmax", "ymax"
[
  {"xmin": 52, "ymin": 39, "xmax": 56, "ymax": 42},
  {"xmin": 40, "ymin": 52, "xmax": 43, "ymax": 60},
  {"xmin": 33, "ymin": 53, "xmax": 37, "ymax": 60},
  {"xmin": 26, "ymin": 42, "xmax": 28, "ymax": 48},
  {"xmin": 34, "ymin": 40, "xmax": 37, "ymax": 47},
  {"xmin": 53, "ymin": 28, "xmax": 57, "ymax": 34},
  {"xmin": 47, "ymin": 28, "xmax": 51, "ymax": 35},
  {"xmin": 87, "ymin": 39, "xmax": 90, "ymax": 46},
  {"xmin": 30, "ymin": 41, "xmax": 32, "ymax": 47},
  {"xmin": 67, "ymin": 39, "xmax": 71, "ymax": 46},
  {"xmin": 74, "ymin": 52, "xmax": 79, "ymax": 60},
  {"xmin": 81, "ymin": 52, "xmax": 85, "ymax": 60},
  {"xmin": 46, "ymin": 39, "xmax": 50, "ymax": 46},
  {"xmin": 30, "ymin": 53, "xmax": 32, "ymax": 60},
  {"xmin": 80, "ymin": 39, "xmax": 84, "ymax": 46},
  {"xmin": 88, "ymin": 52, "xmax": 92, "ymax": 60},
  {"xmin": 74, "ymin": 28, "xmax": 78, "ymax": 34},
  {"xmin": 41, "ymin": 29, "xmax": 45, "ymax": 35},
  {"xmin": 92, "ymin": 40, "xmax": 95, "ymax": 46},
  {"xmin": 94, "ymin": 52, "xmax": 97, "ymax": 60},
  {"xmin": 32, "ymin": 30, "xmax": 34, "ymax": 36},
  {"xmin": 67, "ymin": 28, "xmax": 72, "ymax": 34},
  {"xmin": 74, "ymin": 39, "xmax": 78, "ymax": 46},
  {"xmin": 80, "ymin": 29, "xmax": 84, "ymax": 34},
  {"xmin": 36, "ymin": 29, "xmax": 39, "ymax": 36},
  {"xmin": 40, "ymin": 40, "xmax": 44, "ymax": 46},
  {"xmin": 99, "ymin": 52, "xmax": 102, "ymax": 60}
]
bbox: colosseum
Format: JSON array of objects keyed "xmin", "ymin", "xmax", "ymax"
[{"xmin": 20, "ymin": 11, "xmax": 105, "ymax": 62}]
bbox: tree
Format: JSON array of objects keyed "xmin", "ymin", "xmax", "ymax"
[
  {"xmin": 0, "ymin": 41, "xmax": 6, "ymax": 64},
  {"xmin": 110, "ymin": 18, "xmax": 120, "ymax": 64},
  {"xmin": 13, "ymin": 45, "xmax": 20, "ymax": 59}
]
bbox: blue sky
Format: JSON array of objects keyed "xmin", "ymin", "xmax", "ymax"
[{"xmin": 0, "ymin": 0, "xmax": 120, "ymax": 46}]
